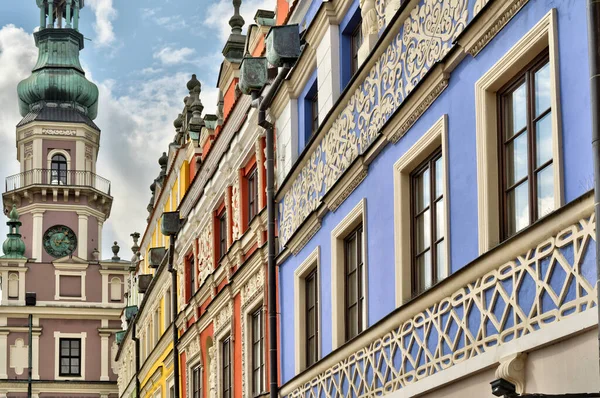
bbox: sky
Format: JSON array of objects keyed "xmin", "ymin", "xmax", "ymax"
[{"xmin": 0, "ymin": 0, "xmax": 276, "ymax": 259}]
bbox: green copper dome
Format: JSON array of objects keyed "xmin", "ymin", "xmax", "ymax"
[
  {"xmin": 17, "ymin": 1, "xmax": 98, "ymax": 120},
  {"xmin": 1, "ymin": 205, "xmax": 27, "ymax": 260}
]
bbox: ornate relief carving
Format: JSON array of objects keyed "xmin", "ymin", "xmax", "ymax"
[
  {"xmin": 85, "ymin": 132, "xmax": 96, "ymax": 142},
  {"xmin": 85, "ymin": 144, "xmax": 93, "ymax": 160},
  {"xmin": 473, "ymin": 0, "xmax": 490, "ymax": 15},
  {"xmin": 21, "ymin": 129, "xmax": 34, "ymax": 139},
  {"xmin": 466, "ymin": 0, "xmax": 529, "ymax": 56},
  {"xmin": 197, "ymin": 224, "xmax": 213, "ymax": 287},
  {"xmin": 209, "ymin": 345, "xmax": 217, "ymax": 398},
  {"xmin": 375, "ymin": 0, "xmax": 387, "ymax": 31},
  {"xmin": 24, "ymin": 142, "xmax": 33, "ymax": 159},
  {"xmin": 241, "ymin": 266, "xmax": 265, "ymax": 307},
  {"xmin": 496, "ymin": 352, "xmax": 527, "ymax": 394},
  {"xmin": 111, "ymin": 341, "xmax": 119, "ymax": 375},
  {"xmin": 232, "ymin": 174, "xmax": 241, "ymax": 241},
  {"xmin": 41, "ymin": 128, "xmax": 76, "ymax": 136},
  {"xmin": 361, "ymin": 0, "xmax": 379, "ymax": 37},
  {"xmin": 279, "ymin": 0, "xmax": 469, "ymax": 249},
  {"xmin": 188, "ymin": 336, "xmax": 201, "ymax": 359},
  {"xmin": 214, "ymin": 302, "xmax": 233, "ymax": 334},
  {"xmin": 284, "ymin": 214, "xmax": 597, "ymax": 398}
]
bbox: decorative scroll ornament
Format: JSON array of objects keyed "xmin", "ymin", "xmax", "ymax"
[
  {"xmin": 232, "ymin": 174, "xmax": 241, "ymax": 240},
  {"xmin": 214, "ymin": 302, "xmax": 233, "ymax": 333},
  {"xmin": 197, "ymin": 223, "xmax": 213, "ymax": 286},
  {"xmin": 188, "ymin": 336, "xmax": 201, "ymax": 359},
  {"xmin": 496, "ymin": 353, "xmax": 527, "ymax": 394},
  {"xmin": 375, "ymin": 0, "xmax": 387, "ymax": 31},
  {"xmin": 361, "ymin": 0, "xmax": 379, "ymax": 37},
  {"xmin": 24, "ymin": 142, "xmax": 33, "ymax": 159},
  {"xmin": 278, "ymin": 0, "xmax": 469, "ymax": 249},
  {"xmin": 473, "ymin": 0, "xmax": 490, "ymax": 15},
  {"xmin": 85, "ymin": 144, "xmax": 93, "ymax": 160},
  {"xmin": 284, "ymin": 213, "xmax": 597, "ymax": 398},
  {"xmin": 241, "ymin": 265, "xmax": 265, "ymax": 306},
  {"xmin": 41, "ymin": 128, "xmax": 76, "ymax": 136}
]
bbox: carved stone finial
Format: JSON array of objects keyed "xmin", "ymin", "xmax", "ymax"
[
  {"xmin": 112, "ymin": 241, "xmax": 120, "ymax": 261},
  {"xmin": 92, "ymin": 248, "xmax": 100, "ymax": 261},
  {"xmin": 230, "ymin": 0, "xmax": 244, "ymax": 35},
  {"xmin": 495, "ymin": 352, "xmax": 527, "ymax": 394}
]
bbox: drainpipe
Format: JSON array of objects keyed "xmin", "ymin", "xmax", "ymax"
[
  {"xmin": 132, "ymin": 322, "xmax": 140, "ymax": 398},
  {"xmin": 168, "ymin": 236, "xmax": 180, "ymax": 398},
  {"xmin": 27, "ymin": 313, "xmax": 32, "ymax": 398},
  {"xmin": 587, "ymin": 0, "xmax": 600, "ymax": 379},
  {"xmin": 255, "ymin": 64, "xmax": 292, "ymax": 398}
]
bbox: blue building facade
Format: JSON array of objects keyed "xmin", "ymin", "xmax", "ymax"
[{"xmin": 273, "ymin": 0, "xmax": 599, "ymax": 396}]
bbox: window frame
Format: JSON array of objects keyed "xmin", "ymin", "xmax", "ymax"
[
  {"xmin": 50, "ymin": 154, "xmax": 68, "ymax": 185},
  {"xmin": 310, "ymin": 91, "xmax": 319, "ymax": 138},
  {"xmin": 393, "ymin": 115, "xmax": 450, "ymax": 307},
  {"xmin": 192, "ymin": 364, "xmax": 202, "ymax": 398},
  {"xmin": 251, "ymin": 307, "xmax": 265, "ymax": 397},
  {"xmin": 410, "ymin": 148, "xmax": 445, "ymax": 297},
  {"xmin": 350, "ymin": 22, "xmax": 363, "ymax": 77},
  {"xmin": 59, "ymin": 338, "xmax": 81, "ymax": 377},
  {"xmin": 497, "ymin": 51, "xmax": 553, "ymax": 240},
  {"xmin": 247, "ymin": 166, "xmax": 259, "ymax": 226},
  {"xmin": 331, "ymin": 199, "xmax": 368, "ymax": 349},
  {"xmin": 305, "ymin": 268, "xmax": 319, "ymax": 368},
  {"xmin": 343, "ymin": 224, "xmax": 365, "ymax": 342},
  {"xmin": 218, "ymin": 210, "xmax": 228, "ymax": 261},
  {"xmin": 221, "ymin": 336, "xmax": 232, "ymax": 398},
  {"xmin": 474, "ymin": 10, "xmax": 562, "ymax": 253}
]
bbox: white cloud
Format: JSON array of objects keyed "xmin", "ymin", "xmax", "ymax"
[
  {"xmin": 205, "ymin": 0, "xmax": 277, "ymax": 42},
  {"xmin": 153, "ymin": 46, "xmax": 196, "ymax": 65},
  {"xmin": 86, "ymin": 0, "xmax": 118, "ymax": 47},
  {"xmin": 141, "ymin": 67, "xmax": 163, "ymax": 75}
]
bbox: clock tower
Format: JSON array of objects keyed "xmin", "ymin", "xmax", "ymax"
[{"xmin": 0, "ymin": 2, "xmax": 128, "ymax": 397}]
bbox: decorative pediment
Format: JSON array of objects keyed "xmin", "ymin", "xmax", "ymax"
[{"xmin": 53, "ymin": 255, "xmax": 89, "ymax": 270}]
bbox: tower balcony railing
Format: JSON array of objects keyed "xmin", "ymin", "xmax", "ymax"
[{"xmin": 5, "ymin": 169, "xmax": 111, "ymax": 196}]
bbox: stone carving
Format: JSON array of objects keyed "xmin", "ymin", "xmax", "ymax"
[
  {"xmin": 375, "ymin": 0, "xmax": 387, "ymax": 31},
  {"xmin": 361, "ymin": 0, "xmax": 379, "ymax": 37},
  {"xmin": 111, "ymin": 341, "xmax": 119, "ymax": 375},
  {"xmin": 284, "ymin": 213, "xmax": 597, "ymax": 398},
  {"xmin": 214, "ymin": 302, "xmax": 233, "ymax": 334},
  {"xmin": 85, "ymin": 144, "xmax": 93, "ymax": 160},
  {"xmin": 22, "ymin": 129, "xmax": 34, "ymax": 139},
  {"xmin": 42, "ymin": 128, "xmax": 76, "ymax": 136},
  {"xmin": 24, "ymin": 142, "xmax": 33, "ymax": 159},
  {"xmin": 278, "ymin": 0, "xmax": 469, "ymax": 249},
  {"xmin": 85, "ymin": 132, "xmax": 96, "ymax": 142},
  {"xmin": 496, "ymin": 352, "xmax": 527, "ymax": 394},
  {"xmin": 209, "ymin": 344, "xmax": 217, "ymax": 398},
  {"xmin": 231, "ymin": 174, "xmax": 241, "ymax": 241},
  {"xmin": 10, "ymin": 339, "xmax": 28, "ymax": 375},
  {"xmin": 188, "ymin": 336, "xmax": 201, "ymax": 359},
  {"xmin": 197, "ymin": 224, "xmax": 213, "ymax": 287},
  {"xmin": 241, "ymin": 266, "xmax": 265, "ymax": 306},
  {"xmin": 473, "ymin": 0, "xmax": 490, "ymax": 15}
]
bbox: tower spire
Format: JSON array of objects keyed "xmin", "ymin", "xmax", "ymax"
[
  {"xmin": 19, "ymin": 0, "xmax": 98, "ymax": 121},
  {"xmin": 1, "ymin": 205, "xmax": 26, "ymax": 259}
]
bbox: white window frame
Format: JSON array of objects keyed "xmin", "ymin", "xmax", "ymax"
[
  {"xmin": 54, "ymin": 331, "xmax": 86, "ymax": 380},
  {"xmin": 393, "ymin": 115, "xmax": 451, "ymax": 307},
  {"xmin": 55, "ymin": 270, "xmax": 86, "ymax": 301},
  {"xmin": 110, "ymin": 276, "xmax": 122, "ymax": 301},
  {"xmin": 331, "ymin": 198, "xmax": 368, "ymax": 350},
  {"xmin": 243, "ymin": 295, "xmax": 265, "ymax": 398},
  {"xmin": 216, "ymin": 322, "xmax": 233, "ymax": 398},
  {"xmin": 475, "ymin": 9, "xmax": 563, "ymax": 253},
  {"xmin": 294, "ymin": 246, "xmax": 321, "ymax": 373}
]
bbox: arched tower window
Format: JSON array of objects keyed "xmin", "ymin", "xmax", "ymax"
[
  {"xmin": 51, "ymin": 154, "xmax": 68, "ymax": 185},
  {"xmin": 110, "ymin": 277, "xmax": 121, "ymax": 301}
]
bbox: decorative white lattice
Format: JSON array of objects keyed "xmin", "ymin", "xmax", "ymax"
[{"xmin": 285, "ymin": 214, "xmax": 597, "ymax": 398}]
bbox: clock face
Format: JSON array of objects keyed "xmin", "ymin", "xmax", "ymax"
[{"xmin": 43, "ymin": 225, "xmax": 78, "ymax": 258}]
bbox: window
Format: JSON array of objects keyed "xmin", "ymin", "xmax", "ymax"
[
  {"xmin": 410, "ymin": 150, "xmax": 445, "ymax": 296},
  {"xmin": 310, "ymin": 92, "xmax": 319, "ymax": 137},
  {"xmin": 222, "ymin": 337, "xmax": 232, "ymax": 398},
  {"xmin": 305, "ymin": 269, "xmax": 319, "ymax": 367},
  {"xmin": 331, "ymin": 199, "xmax": 367, "ymax": 349},
  {"xmin": 251, "ymin": 308, "xmax": 265, "ymax": 396},
  {"xmin": 192, "ymin": 365, "xmax": 202, "ymax": 398},
  {"xmin": 350, "ymin": 23, "xmax": 363, "ymax": 76},
  {"xmin": 188, "ymin": 255, "xmax": 196, "ymax": 299},
  {"xmin": 475, "ymin": 10, "xmax": 561, "ymax": 253},
  {"xmin": 59, "ymin": 338, "xmax": 81, "ymax": 376},
  {"xmin": 165, "ymin": 289, "xmax": 171, "ymax": 327},
  {"xmin": 51, "ymin": 154, "xmax": 68, "ymax": 185},
  {"xmin": 247, "ymin": 167, "xmax": 259, "ymax": 225},
  {"xmin": 294, "ymin": 246, "xmax": 320, "ymax": 372},
  {"xmin": 498, "ymin": 52, "xmax": 553, "ymax": 239},
  {"xmin": 219, "ymin": 211, "xmax": 227, "ymax": 260},
  {"xmin": 153, "ymin": 309, "xmax": 160, "ymax": 344},
  {"xmin": 170, "ymin": 385, "xmax": 176, "ymax": 398},
  {"xmin": 344, "ymin": 225, "xmax": 365, "ymax": 341}
]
